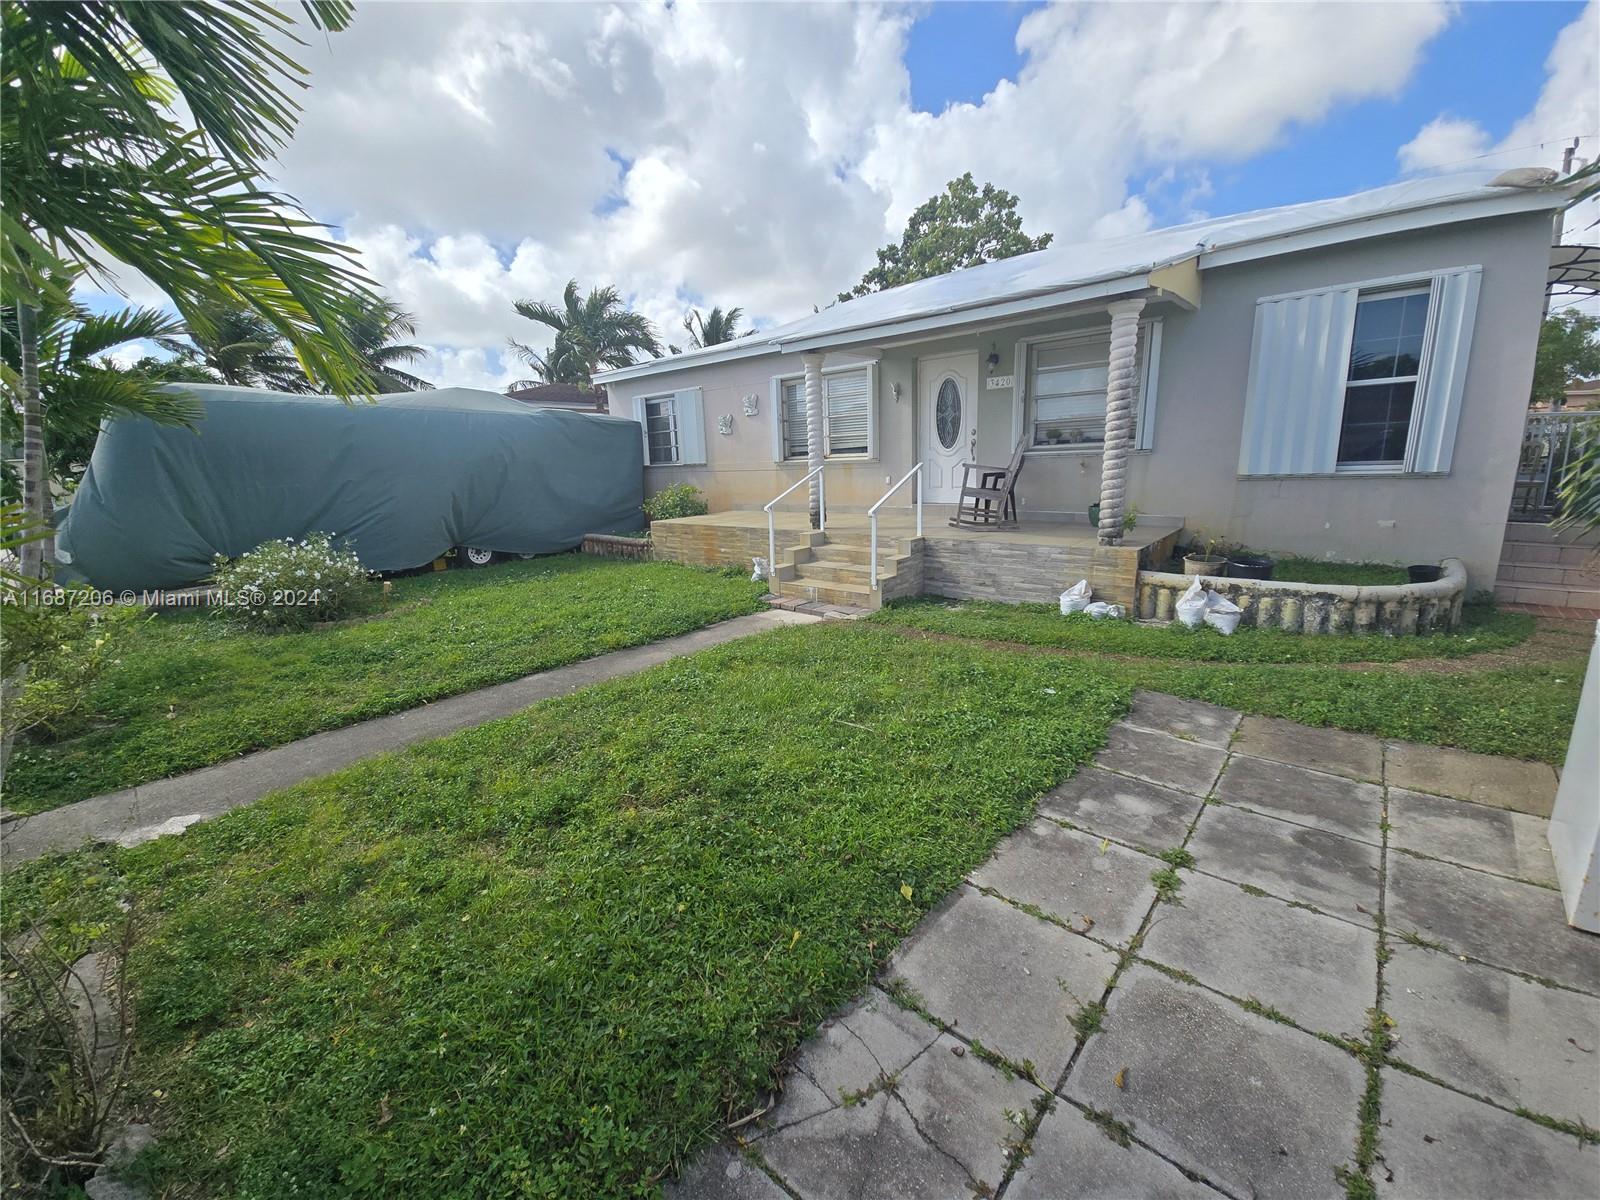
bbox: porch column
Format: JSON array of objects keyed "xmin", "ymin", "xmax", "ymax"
[
  {"xmin": 1097, "ymin": 298, "xmax": 1145, "ymax": 546},
  {"xmin": 802, "ymin": 351, "xmax": 825, "ymax": 528}
]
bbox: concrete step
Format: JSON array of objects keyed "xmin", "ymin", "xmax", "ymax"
[
  {"xmin": 1496, "ymin": 563, "xmax": 1600, "ymax": 589},
  {"xmin": 788, "ymin": 558, "xmax": 873, "ymax": 584},
  {"xmin": 814, "ymin": 541, "xmax": 905, "ymax": 565},
  {"xmin": 1497, "ymin": 542, "xmax": 1600, "ymax": 569},
  {"xmin": 1502, "ymin": 521, "xmax": 1600, "ymax": 549},
  {"xmin": 780, "ymin": 574, "xmax": 880, "ymax": 609}
]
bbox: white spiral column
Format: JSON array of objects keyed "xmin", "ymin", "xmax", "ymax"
[
  {"xmin": 802, "ymin": 352, "xmax": 825, "ymax": 528},
  {"xmin": 1097, "ymin": 298, "xmax": 1145, "ymax": 546}
]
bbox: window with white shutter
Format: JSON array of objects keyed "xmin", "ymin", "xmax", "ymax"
[{"xmin": 772, "ymin": 366, "xmax": 875, "ymax": 461}]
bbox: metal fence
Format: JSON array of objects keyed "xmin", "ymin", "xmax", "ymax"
[{"xmin": 1510, "ymin": 411, "xmax": 1600, "ymax": 519}]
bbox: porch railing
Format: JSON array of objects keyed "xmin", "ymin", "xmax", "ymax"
[
  {"xmin": 1511, "ymin": 411, "xmax": 1600, "ymax": 519},
  {"xmin": 868, "ymin": 462, "xmax": 923, "ymax": 591},
  {"xmin": 765, "ymin": 465, "xmax": 825, "ymax": 581}
]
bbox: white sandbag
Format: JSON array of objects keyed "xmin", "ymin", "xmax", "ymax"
[
  {"xmin": 1059, "ymin": 580, "xmax": 1092, "ymax": 614},
  {"xmin": 1203, "ymin": 589, "xmax": 1243, "ymax": 635},
  {"xmin": 751, "ymin": 556, "xmax": 768, "ymax": 582},
  {"xmin": 1084, "ymin": 601, "xmax": 1126, "ymax": 619},
  {"xmin": 1174, "ymin": 578, "xmax": 1208, "ymax": 628}
]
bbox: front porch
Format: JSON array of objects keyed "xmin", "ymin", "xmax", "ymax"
[{"xmin": 650, "ymin": 508, "xmax": 1184, "ymax": 611}]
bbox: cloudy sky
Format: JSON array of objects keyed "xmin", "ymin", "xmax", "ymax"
[{"xmin": 97, "ymin": 0, "xmax": 1599, "ymax": 388}]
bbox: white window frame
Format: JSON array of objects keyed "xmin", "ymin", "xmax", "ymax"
[
  {"xmin": 1013, "ymin": 319, "xmax": 1162, "ymax": 455},
  {"xmin": 1334, "ymin": 283, "xmax": 1432, "ymax": 475},
  {"xmin": 641, "ymin": 392, "xmax": 680, "ymax": 466},
  {"xmin": 770, "ymin": 363, "xmax": 878, "ymax": 462}
]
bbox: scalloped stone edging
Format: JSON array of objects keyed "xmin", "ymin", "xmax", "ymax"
[
  {"xmin": 582, "ymin": 533, "xmax": 653, "ymax": 560},
  {"xmin": 1135, "ymin": 558, "xmax": 1467, "ymax": 635}
]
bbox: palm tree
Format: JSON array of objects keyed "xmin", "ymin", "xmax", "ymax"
[
  {"xmin": 163, "ymin": 300, "xmax": 307, "ymax": 392},
  {"xmin": 2, "ymin": 274, "xmax": 201, "ymax": 519},
  {"xmin": 509, "ymin": 280, "xmax": 660, "ymax": 389},
  {"xmin": 340, "ymin": 297, "xmax": 432, "ymax": 392},
  {"xmin": 2, "ymin": 1, "xmax": 379, "ymax": 576},
  {"xmin": 682, "ymin": 305, "xmax": 745, "ymax": 349}
]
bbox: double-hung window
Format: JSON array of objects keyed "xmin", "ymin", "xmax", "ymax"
[
  {"xmin": 775, "ymin": 366, "xmax": 875, "ymax": 460},
  {"xmin": 643, "ymin": 394, "xmax": 680, "ymax": 465},
  {"xmin": 1336, "ymin": 288, "xmax": 1430, "ymax": 469}
]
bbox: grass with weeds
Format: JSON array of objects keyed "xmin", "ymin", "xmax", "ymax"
[
  {"xmin": 872, "ymin": 598, "xmax": 1531, "ymax": 665},
  {"xmin": 5, "ymin": 556, "xmax": 767, "ymax": 813},
  {"xmin": 1271, "ymin": 558, "xmax": 1408, "ymax": 587},
  {"xmin": 3, "ymin": 624, "xmax": 1126, "ymax": 1198},
  {"xmin": 1149, "ymin": 866, "xmax": 1185, "ymax": 904}
]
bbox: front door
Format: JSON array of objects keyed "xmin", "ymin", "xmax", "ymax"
[{"xmin": 919, "ymin": 353, "xmax": 979, "ymax": 503}]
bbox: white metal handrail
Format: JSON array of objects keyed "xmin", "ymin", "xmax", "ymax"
[
  {"xmin": 867, "ymin": 462, "xmax": 923, "ymax": 591},
  {"xmin": 764, "ymin": 465, "xmax": 826, "ymax": 580}
]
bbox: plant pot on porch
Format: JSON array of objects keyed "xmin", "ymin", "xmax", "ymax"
[
  {"xmin": 1087, "ymin": 503, "xmax": 1101, "ymax": 527},
  {"xmin": 1228, "ymin": 554, "xmax": 1275, "ymax": 580},
  {"xmin": 1184, "ymin": 554, "xmax": 1228, "ymax": 577}
]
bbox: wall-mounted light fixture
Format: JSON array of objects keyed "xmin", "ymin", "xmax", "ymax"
[{"xmin": 986, "ymin": 343, "xmax": 1001, "ymax": 370}]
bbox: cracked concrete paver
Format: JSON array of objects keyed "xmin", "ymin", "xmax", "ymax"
[
  {"xmin": 1214, "ymin": 754, "xmax": 1383, "ymax": 844},
  {"xmin": 662, "ymin": 1144, "xmax": 789, "ymax": 1199},
  {"xmin": 885, "ymin": 887, "xmax": 1118, "ymax": 1082},
  {"xmin": 1231, "ymin": 715, "xmax": 1383, "ymax": 782},
  {"xmin": 968, "ymin": 819, "xmax": 1157, "ymax": 944},
  {"xmin": 1067, "ymin": 966, "xmax": 1365, "ymax": 1200},
  {"xmin": 1138, "ymin": 868, "xmax": 1377, "ymax": 1039},
  {"xmin": 1386, "ymin": 851, "xmax": 1600, "ymax": 994},
  {"xmin": 1008, "ymin": 1101, "xmax": 1217, "ymax": 1199},
  {"xmin": 1092, "ymin": 724, "xmax": 1227, "ymax": 796},
  {"xmin": 1187, "ymin": 803, "xmax": 1381, "ymax": 925},
  {"xmin": 1125, "ymin": 691, "xmax": 1241, "ymax": 748},
  {"xmin": 1386, "ymin": 941, "xmax": 1600, "ymax": 1127},
  {"xmin": 1388, "ymin": 787, "xmax": 1557, "ymax": 886},
  {"xmin": 1378, "ymin": 1069, "xmax": 1600, "ymax": 1200},
  {"xmin": 1036, "ymin": 767, "xmax": 1204, "ymax": 855}
]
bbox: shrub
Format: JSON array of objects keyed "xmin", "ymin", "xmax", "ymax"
[
  {"xmin": 642, "ymin": 484, "xmax": 708, "ymax": 522},
  {"xmin": 1, "ymin": 599, "xmax": 137, "ymax": 771},
  {"xmin": 212, "ymin": 533, "xmax": 370, "ymax": 630}
]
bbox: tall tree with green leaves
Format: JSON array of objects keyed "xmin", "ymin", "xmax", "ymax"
[
  {"xmin": 164, "ymin": 300, "xmax": 308, "ymax": 392},
  {"xmin": 509, "ymin": 280, "xmax": 661, "ymax": 388},
  {"xmin": 1531, "ymin": 310, "xmax": 1600, "ymax": 408},
  {"xmin": 2, "ymin": 0, "xmax": 381, "ymax": 576},
  {"xmin": 838, "ymin": 173, "xmax": 1053, "ymax": 302}
]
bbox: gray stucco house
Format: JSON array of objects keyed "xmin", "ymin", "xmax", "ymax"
[{"xmin": 596, "ymin": 169, "xmax": 1582, "ymax": 613}]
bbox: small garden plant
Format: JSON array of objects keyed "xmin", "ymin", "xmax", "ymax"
[
  {"xmin": 642, "ymin": 483, "xmax": 709, "ymax": 521},
  {"xmin": 211, "ymin": 533, "xmax": 370, "ymax": 630}
]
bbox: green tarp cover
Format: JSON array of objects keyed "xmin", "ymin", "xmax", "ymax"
[{"xmin": 58, "ymin": 384, "xmax": 644, "ymax": 589}]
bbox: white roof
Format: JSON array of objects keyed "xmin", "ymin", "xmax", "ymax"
[{"xmin": 598, "ymin": 168, "xmax": 1573, "ymax": 384}]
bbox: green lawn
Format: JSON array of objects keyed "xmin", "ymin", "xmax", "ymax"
[
  {"xmin": 3, "ymin": 556, "xmax": 766, "ymax": 814},
  {"xmin": 1270, "ymin": 557, "xmax": 1409, "ymax": 586},
  {"xmin": 3, "ymin": 624, "xmax": 1127, "ymax": 1198},
  {"xmin": 872, "ymin": 597, "xmax": 1533, "ymax": 664}
]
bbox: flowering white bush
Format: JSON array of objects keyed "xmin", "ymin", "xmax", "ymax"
[{"xmin": 212, "ymin": 533, "xmax": 371, "ymax": 630}]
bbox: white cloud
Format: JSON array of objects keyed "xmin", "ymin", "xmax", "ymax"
[
  {"xmin": 87, "ymin": 1, "xmax": 1463, "ymax": 386},
  {"xmin": 1399, "ymin": 1, "xmax": 1597, "ymax": 175}
]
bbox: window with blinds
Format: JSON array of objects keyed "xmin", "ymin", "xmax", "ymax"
[
  {"xmin": 1030, "ymin": 335, "xmax": 1112, "ymax": 447},
  {"xmin": 643, "ymin": 395, "xmax": 679, "ymax": 465},
  {"xmin": 778, "ymin": 367, "xmax": 873, "ymax": 460}
]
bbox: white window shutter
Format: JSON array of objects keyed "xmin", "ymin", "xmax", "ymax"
[
  {"xmin": 1406, "ymin": 267, "xmax": 1481, "ymax": 475},
  {"xmin": 631, "ymin": 395, "xmax": 649, "ymax": 460},
  {"xmin": 674, "ymin": 388, "xmax": 706, "ymax": 465},
  {"xmin": 1238, "ymin": 287, "xmax": 1358, "ymax": 475},
  {"xmin": 1135, "ymin": 320, "xmax": 1162, "ymax": 452},
  {"xmin": 823, "ymin": 369, "xmax": 872, "ymax": 457}
]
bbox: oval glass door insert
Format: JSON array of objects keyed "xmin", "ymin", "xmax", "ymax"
[{"xmin": 935, "ymin": 378, "xmax": 962, "ymax": 450}]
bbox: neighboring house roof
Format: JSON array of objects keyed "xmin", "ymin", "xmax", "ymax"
[
  {"xmin": 505, "ymin": 383, "xmax": 607, "ymax": 409},
  {"xmin": 597, "ymin": 168, "xmax": 1580, "ymax": 386}
]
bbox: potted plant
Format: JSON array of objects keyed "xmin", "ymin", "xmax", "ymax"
[
  {"xmin": 1228, "ymin": 551, "xmax": 1275, "ymax": 580},
  {"xmin": 1087, "ymin": 503, "xmax": 1101, "ymax": 527},
  {"xmin": 1184, "ymin": 539, "xmax": 1228, "ymax": 577}
]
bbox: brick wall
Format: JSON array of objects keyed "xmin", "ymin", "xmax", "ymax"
[{"xmin": 920, "ymin": 536, "xmax": 1144, "ymax": 608}]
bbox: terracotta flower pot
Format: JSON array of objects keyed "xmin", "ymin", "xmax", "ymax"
[{"xmin": 1184, "ymin": 554, "xmax": 1228, "ymax": 577}]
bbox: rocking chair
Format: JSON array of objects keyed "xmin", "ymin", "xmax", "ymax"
[{"xmin": 949, "ymin": 436, "xmax": 1027, "ymax": 530}]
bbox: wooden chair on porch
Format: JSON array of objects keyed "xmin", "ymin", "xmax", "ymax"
[{"xmin": 949, "ymin": 436, "xmax": 1027, "ymax": 530}]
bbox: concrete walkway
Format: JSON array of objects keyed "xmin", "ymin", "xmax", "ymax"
[
  {"xmin": 673, "ymin": 694, "xmax": 1597, "ymax": 1200},
  {"xmin": 1, "ymin": 609, "xmax": 817, "ymax": 864}
]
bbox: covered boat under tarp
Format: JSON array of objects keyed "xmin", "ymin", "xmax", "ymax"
[{"xmin": 57, "ymin": 384, "xmax": 644, "ymax": 589}]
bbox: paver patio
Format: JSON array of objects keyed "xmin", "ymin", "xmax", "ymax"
[{"xmin": 668, "ymin": 693, "xmax": 1600, "ymax": 1200}]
